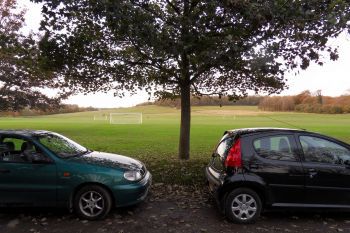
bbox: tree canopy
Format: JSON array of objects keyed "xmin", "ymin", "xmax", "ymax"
[
  {"xmin": 34, "ymin": 0, "xmax": 350, "ymax": 159},
  {"xmin": 0, "ymin": 0, "xmax": 62, "ymax": 112}
]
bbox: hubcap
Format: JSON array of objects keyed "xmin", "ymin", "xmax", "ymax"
[
  {"xmin": 231, "ymin": 194, "xmax": 257, "ymax": 221},
  {"xmin": 79, "ymin": 191, "xmax": 105, "ymax": 217}
]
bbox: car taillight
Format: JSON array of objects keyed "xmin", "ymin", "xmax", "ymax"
[{"xmin": 225, "ymin": 138, "xmax": 242, "ymax": 168}]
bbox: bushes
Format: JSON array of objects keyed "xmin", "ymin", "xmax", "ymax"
[
  {"xmin": 326, "ymin": 105, "xmax": 344, "ymax": 114},
  {"xmin": 345, "ymin": 105, "xmax": 350, "ymax": 113},
  {"xmin": 259, "ymin": 96, "xmax": 295, "ymax": 112},
  {"xmin": 141, "ymin": 90, "xmax": 350, "ymax": 114},
  {"xmin": 0, "ymin": 105, "xmax": 98, "ymax": 117},
  {"xmin": 138, "ymin": 95, "xmax": 264, "ymax": 108},
  {"xmin": 259, "ymin": 91, "xmax": 350, "ymax": 114}
]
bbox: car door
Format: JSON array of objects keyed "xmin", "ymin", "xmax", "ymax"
[
  {"xmin": 245, "ymin": 133, "xmax": 305, "ymax": 205},
  {"xmin": 0, "ymin": 135, "xmax": 57, "ymax": 207},
  {"xmin": 297, "ymin": 134, "xmax": 350, "ymax": 206}
]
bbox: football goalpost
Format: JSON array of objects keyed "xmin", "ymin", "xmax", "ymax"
[{"xmin": 109, "ymin": 113, "xmax": 143, "ymax": 124}]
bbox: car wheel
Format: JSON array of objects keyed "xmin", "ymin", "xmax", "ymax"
[
  {"xmin": 74, "ymin": 185, "xmax": 112, "ymax": 220},
  {"xmin": 225, "ymin": 188, "xmax": 262, "ymax": 224}
]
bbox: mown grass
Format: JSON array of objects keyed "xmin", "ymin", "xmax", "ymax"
[{"xmin": 1, "ymin": 105, "xmax": 349, "ymax": 185}]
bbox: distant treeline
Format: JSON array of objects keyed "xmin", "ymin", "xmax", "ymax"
[
  {"xmin": 258, "ymin": 91, "xmax": 350, "ymax": 114},
  {"xmin": 0, "ymin": 104, "xmax": 98, "ymax": 117},
  {"xmin": 138, "ymin": 95, "xmax": 264, "ymax": 108},
  {"xmin": 139, "ymin": 90, "xmax": 350, "ymax": 114}
]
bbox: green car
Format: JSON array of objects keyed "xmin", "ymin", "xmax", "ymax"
[{"xmin": 0, "ymin": 130, "xmax": 152, "ymax": 220}]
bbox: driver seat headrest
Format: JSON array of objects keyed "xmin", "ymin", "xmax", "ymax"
[{"xmin": 21, "ymin": 141, "xmax": 34, "ymax": 151}]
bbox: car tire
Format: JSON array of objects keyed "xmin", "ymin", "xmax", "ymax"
[
  {"xmin": 74, "ymin": 185, "xmax": 112, "ymax": 220},
  {"xmin": 225, "ymin": 188, "xmax": 262, "ymax": 224}
]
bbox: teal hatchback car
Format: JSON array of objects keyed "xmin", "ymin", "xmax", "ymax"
[{"xmin": 0, "ymin": 130, "xmax": 151, "ymax": 220}]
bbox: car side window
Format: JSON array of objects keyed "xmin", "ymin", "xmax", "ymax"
[
  {"xmin": 0, "ymin": 137, "xmax": 48, "ymax": 163},
  {"xmin": 253, "ymin": 135, "xmax": 298, "ymax": 161},
  {"xmin": 1, "ymin": 137, "xmax": 27, "ymax": 163},
  {"xmin": 3, "ymin": 138, "xmax": 23, "ymax": 151},
  {"xmin": 300, "ymin": 136, "xmax": 350, "ymax": 165}
]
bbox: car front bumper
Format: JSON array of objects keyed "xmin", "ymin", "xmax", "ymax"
[{"xmin": 112, "ymin": 171, "xmax": 152, "ymax": 207}]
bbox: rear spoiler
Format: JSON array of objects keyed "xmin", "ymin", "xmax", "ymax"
[{"xmin": 223, "ymin": 130, "xmax": 238, "ymax": 136}]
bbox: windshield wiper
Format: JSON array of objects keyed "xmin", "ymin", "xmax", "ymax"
[{"xmin": 74, "ymin": 149, "xmax": 91, "ymax": 157}]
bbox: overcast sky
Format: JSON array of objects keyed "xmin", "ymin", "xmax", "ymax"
[{"xmin": 19, "ymin": 0, "xmax": 350, "ymax": 108}]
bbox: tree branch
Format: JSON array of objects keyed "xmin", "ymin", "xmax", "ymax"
[
  {"xmin": 191, "ymin": 83, "xmax": 227, "ymax": 96},
  {"xmin": 189, "ymin": 0, "xmax": 200, "ymax": 13},
  {"xmin": 165, "ymin": 0, "xmax": 181, "ymax": 15}
]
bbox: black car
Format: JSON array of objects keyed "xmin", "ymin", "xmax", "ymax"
[{"xmin": 205, "ymin": 128, "xmax": 350, "ymax": 224}]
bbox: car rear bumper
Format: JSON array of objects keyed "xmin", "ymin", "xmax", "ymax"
[
  {"xmin": 205, "ymin": 166, "xmax": 224, "ymax": 204},
  {"xmin": 112, "ymin": 171, "xmax": 152, "ymax": 207}
]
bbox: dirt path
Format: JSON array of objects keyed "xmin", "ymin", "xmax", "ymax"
[{"xmin": 1, "ymin": 185, "xmax": 350, "ymax": 233}]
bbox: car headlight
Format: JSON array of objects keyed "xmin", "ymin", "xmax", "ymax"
[{"xmin": 124, "ymin": 170, "xmax": 142, "ymax": 181}]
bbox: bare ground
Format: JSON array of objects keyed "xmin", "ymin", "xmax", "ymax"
[{"xmin": 1, "ymin": 185, "xmax": 350, "ymax": 233}]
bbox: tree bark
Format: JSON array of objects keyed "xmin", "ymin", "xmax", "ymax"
[
  {"xmin": 178, "ymin": 0, "xmax": 191, "ymax": 160},
  {"xmin": 178, "ymin": 83, "xmax": 191, "ymax": 160}
]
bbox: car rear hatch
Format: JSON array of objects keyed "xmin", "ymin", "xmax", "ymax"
[{"xmin": 207, "ymin": 131, "xmax": 240, "ymax": 194}]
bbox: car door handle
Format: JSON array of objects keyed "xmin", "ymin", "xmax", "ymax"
[
  {"xmin": 0, "ymin": 169, "xmax": 10, "ymax": 174},
  {"xmin": 308, "ymin": 169, "xmax": 318, "ymax": 178}
]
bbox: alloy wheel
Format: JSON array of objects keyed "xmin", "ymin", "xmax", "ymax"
[
  {"xmin": 231, "ymin": 193, "xmax": 257, "ymax": 221},
  {"xmin": 79, "ymin": 191, "xmax": 105, "ymax": 218}
]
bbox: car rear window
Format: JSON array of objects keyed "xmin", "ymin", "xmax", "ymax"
[
  {"xmin": 211, "ymin": 133, "xmax": 235, "ymax": 171},
  {"xmin": 216, "ymin": 136, "xmax": 235, "ymax": 158},
  {"xmin": 253, "ymin": 135, "xmax": 298, "ymax": 161}
]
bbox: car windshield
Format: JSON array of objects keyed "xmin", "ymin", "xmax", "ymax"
[{"xmin": 35, "ymin": 133, "xmax": 89, "ymax": 158}]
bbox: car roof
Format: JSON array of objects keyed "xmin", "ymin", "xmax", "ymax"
[
  {"xmin": 224, "ymin": 127, "xmax": 350, "ymax": 146},
  {"xmin": 0, "ymin": 129, "xmax": 53, "ymax": 137},
  {"xmin": 225, "ymin": 127, "xmax": 307, "ymax": 136}
]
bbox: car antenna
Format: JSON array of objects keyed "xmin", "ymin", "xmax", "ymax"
[{"xmin": 262, "ymin": 115, "xmax": 306, "ymax": 131}]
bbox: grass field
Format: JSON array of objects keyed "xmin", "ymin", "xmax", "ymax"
[{"xmin": 1, "ymin": 105, "xmax": 350, "ymax": 185}]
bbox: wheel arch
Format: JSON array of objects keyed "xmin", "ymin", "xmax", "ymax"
[
  {"xmin": 218, "ymin": 181, "xmax": 267, "ymax": 213},
  {"xmin": 68, "ymin": 182, "xmax": 115, "ymax": 210}
]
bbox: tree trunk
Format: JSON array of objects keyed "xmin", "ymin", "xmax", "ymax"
[
  {"xmin": 178, "ymin": 83, "xmax": 191, "ymax": 160},
  {"xmin": 179, "ymin": 0, "xmax": 191, "ymax": 160}
]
